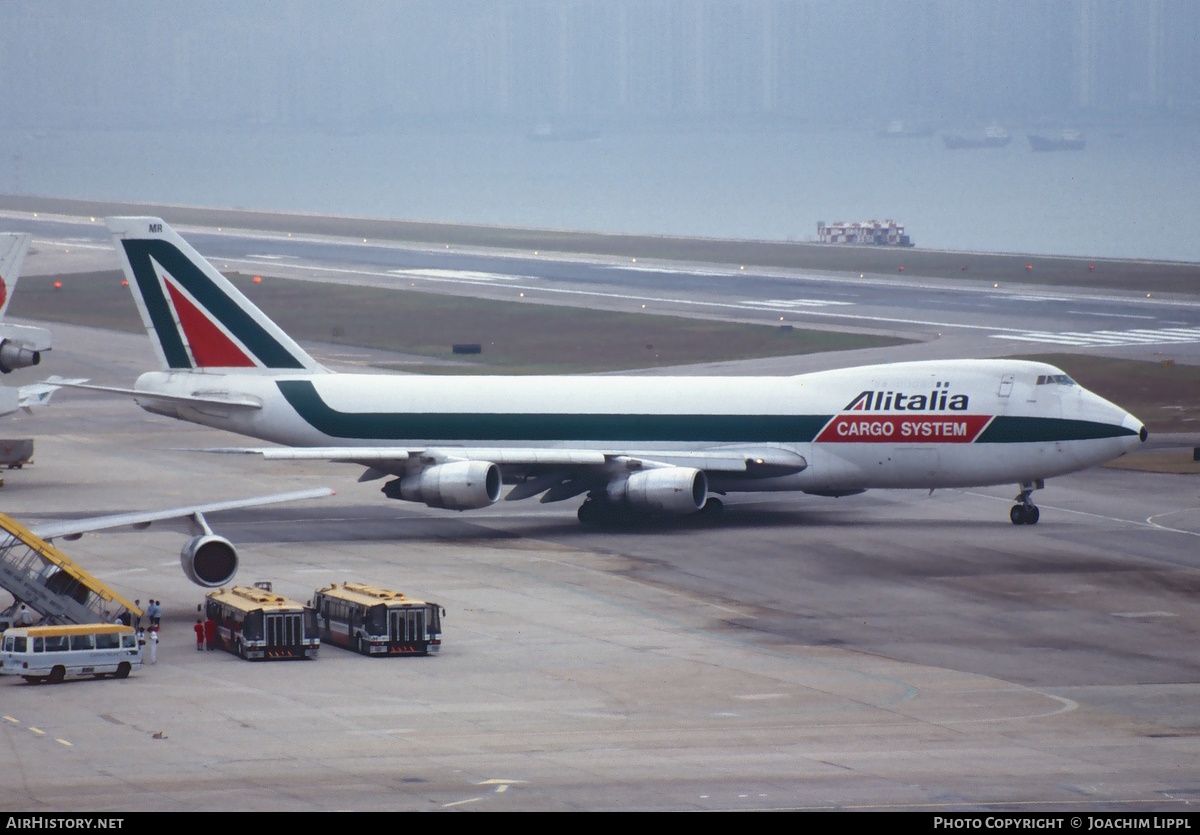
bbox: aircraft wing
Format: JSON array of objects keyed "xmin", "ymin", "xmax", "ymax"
[
  {"xmin": 206, "ymin": 444, "xmax": 806, "ymax": 472},
  {"xmin": 204, "ymin": 445, "xmax": 808, "ymax": 501},
  {"xmin": 29, "ymin": 487, "xmax": 335, "ymax": 541}
]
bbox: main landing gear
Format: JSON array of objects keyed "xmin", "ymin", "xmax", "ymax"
[
  {"xmin": 576, "ymin": 496, "xmax": 725, "ymax": 528},
  {"xmin": 1010, "ymin": 481, "xmax": 1042, "ymax": 525}
]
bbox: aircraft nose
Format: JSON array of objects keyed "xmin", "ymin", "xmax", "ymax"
[{"xmin": 1122, "ymin": 412, "xmax": 1147, "ymax": 448}]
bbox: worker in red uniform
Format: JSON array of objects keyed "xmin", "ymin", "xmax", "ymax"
[
  {"xmin": 193, "ymin": 619, "xmax": 205, "ymax": 651},
  {"xmin": 204, "ymin": 616, "xmax": 217, "ymax": 651}
]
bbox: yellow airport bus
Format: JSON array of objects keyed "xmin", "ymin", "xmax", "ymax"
[
  {"xmin": 0, "ymin": 623, "xmax": 142, "ymax": 683},
  {"xmin": 205, "ymin": 586, "xmax": 319, "ymax": 660},
  {"xmin": 312, "ymin": 582, "xmax": 442, "ymax": 656}
]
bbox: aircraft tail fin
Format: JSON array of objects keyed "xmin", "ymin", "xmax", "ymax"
[
  {"xmin": 105, "ymin": 217, "xmax": 323, "ymax": 373},
  {"xmin": 0, "ymin": 233, "xmax": 32, "ymax": 319}
]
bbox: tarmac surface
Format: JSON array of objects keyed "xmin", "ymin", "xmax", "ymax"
[{"xmin": 0, "ymin": 209, "xmax": 1196, "ymax": 811}]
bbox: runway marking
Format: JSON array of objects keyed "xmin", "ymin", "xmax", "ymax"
[
  {"xmin": 33, "ymin": 239, "xmax": 111, "ymax": 252},
  {"xmin": 1000, "ymin": 294, "xmax": 1073, "ymax": 302},
  {"xmin": 1066, "ymin": 310, "xmax": 1157, "ymax": 320},
  {"xmin": 390, "ymin": 268, "xmax": 525, "ymax": 283},
  {"xmin": 441, "ymin": 798, "xmax": 483, "ymax": 808},
  {"xmin": 28, "ymin": 727, "xmax": 44, "ymax": 735},
  {"xmin": 1146, "ymin": 508, "xmax": 1200, "ymax": 539},
  {"xmin": 938, "ymin": 691, "xmax": 1079, "ymax": 724},
  {"xmin": 992, "ymin": 327, "xmax": 1200, "ymax": 347},
  {"xmin": 1111, "ymin": 611, "xmax": 1177, "ymax": 618},
  {"xmin": 745, "ymin": 298, "xmax": 854, "ymax": 309},
  {"xmin": 56, "ymin": 739, "xmax": 72, "ymax": 747},
  {"xmin": 245, "ymin": 254, "xmax": 297, "ymax": 261}
]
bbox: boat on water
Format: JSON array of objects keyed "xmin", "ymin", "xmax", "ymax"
[
  {"xmin": 1028, "ymin": 130, "xmax": 1086, "ymax": 151},
  {"xmin": 877, "ymin": 120, "xmax": 934, "ymax": 139},
  {"xmin": 942, "ymin": 125, "xmax": 1012, "ymax": 150}
]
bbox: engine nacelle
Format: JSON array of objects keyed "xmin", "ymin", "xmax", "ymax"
[
  {"xmin": 0, "ymin": 339, "xmax": 40, "ymax": 373},
  {"xmin": 180, "ymin": 535, "xmax": 239, "ymax": 588},
  {"xmin": 606, "ymin": 467, "xmax": 708, "ymax": 515},
  {"xmin": 384, "ymin": 461, "xmax": 501, "ymax": 510}
]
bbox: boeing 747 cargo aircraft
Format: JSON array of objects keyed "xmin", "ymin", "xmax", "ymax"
[{"xmin": 75, "ymin": 217, "xmax": 1146, "ymax": 548}]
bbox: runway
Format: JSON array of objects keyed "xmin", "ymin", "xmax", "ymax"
[
  {"xmin": 7, "ymin": 209, "xmax": 1200, "ymax": 373},
  {"xmin": 0, "ymin": 209, "xmax": 1197, "ymax": 811}
]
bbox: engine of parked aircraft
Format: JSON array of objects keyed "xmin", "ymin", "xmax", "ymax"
[
  {"xmin": 0, "ymin": 339, "xmax": 40, "ymax": 373},
  {"xmin": 384, "ymin": 461, "xmax": 502, "ymax": 510},
  {"xmin": 606, "ymin": 467, "xmax": 708, "ymax": 515},
  {"xmin": 180, "ymin": 534, "xmax": 239, "ymax": 588}
]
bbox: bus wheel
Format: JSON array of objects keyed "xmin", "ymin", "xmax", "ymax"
[
  {"xmin": 48, "ymin": 666, "xmax": 66, "ymax": 684},
  {"xmin": 356, "ymin": 635, "xmax": 365, "ymax": 655},
  {"xmin": 115, "ymin": 663, "xmax": 131, "ymax": 679},
  {"xmin": 237, "ymin": 640, "xmax": 247, "ymax": 660}
]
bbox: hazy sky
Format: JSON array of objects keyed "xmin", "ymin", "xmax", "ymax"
[
  {"xmin": 5, "ymin": 1, "xmax": 1197, "ymax": 130},
  {"xmin": 3, "ymin": 2, "xmax": 1197, "ymax": 260}
]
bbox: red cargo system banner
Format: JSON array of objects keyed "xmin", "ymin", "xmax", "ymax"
[{"xmin": 816, "ymin": 414, "xmax": 993, "ymax": 443}]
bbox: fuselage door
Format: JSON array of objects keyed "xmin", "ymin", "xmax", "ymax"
[{"xmin": 997, "ymin": 373, "xmax": 1014, "ymax": 398}]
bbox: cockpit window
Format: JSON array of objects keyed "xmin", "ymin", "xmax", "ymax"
[{"xmin": 1036, "ymin": 374, "xmax": 1075, "ymax": 386}]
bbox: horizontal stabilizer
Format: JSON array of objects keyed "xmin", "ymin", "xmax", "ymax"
[
  {"xmin": 18, "ymin": 378, "xmax": 86, "ymax": 411},
  {"xmin": 47, "ymin": 378, "xmax": 263, "ymax": 410}
]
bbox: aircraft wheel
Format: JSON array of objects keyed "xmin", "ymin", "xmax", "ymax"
[{"xmin": 1010, "ymin": 505, "xmax": 1040, "ymax": 525}]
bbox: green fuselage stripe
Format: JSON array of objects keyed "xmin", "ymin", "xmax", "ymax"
[
  {"xmin": 975, "ymin": 416, "xmax": 1136, "ymax": 443},
  {"xmin": 278, "ymin": 381, "xmax": 1133, "ymax": 445},
  {"xmin": 278, "ymin": 380, "xmax": 830, "ymax": 442}
]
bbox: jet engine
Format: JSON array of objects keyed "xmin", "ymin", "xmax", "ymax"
[
  {"xmin": 0, "ymin": 339, "xmax": 40, "ymax": 373},
  {"xmin": 606, "ymin": 467, "xmax": 708, "ymax": 515},
  {"xmin": 180, "ymin": 534, "xmax": 239, "ymax": 588},
  {"xmin": 383, "ymin": 461, "xmax": 502, "ymax": 510}
]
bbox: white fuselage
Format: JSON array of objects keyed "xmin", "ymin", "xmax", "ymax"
[{"xmin": 132, "ymin": 359, "xmax": 1144, "ymax": 494}]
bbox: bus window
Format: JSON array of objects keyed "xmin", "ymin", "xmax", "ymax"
[
  {"xmin": 70, "ymin": 634, "xmax": 95, "ymax": 651},
  {"xmin": 33, "ymin": 637, "xmax": 43, "ymax": 652},
  {"xmin": 96, "ymin": 632, "xmax": 120, "ymax": 650},
  {"xmin": 11, "ymin": 636, "xmax": 26, "ymax": 654},
  {"xmin": 366, "ymin": 604, "xmax": 387, "ymax": 635},
  {"xmin": 44, "ymin": 635, "xmax": 69, "ymax": 652},
  {"xmin": 121, "ymin": 634, "xmax": 137, "ymax": 649},
  {"xmin": 243, "ymin": 611, "xmax": 264, "ymax": 641}
]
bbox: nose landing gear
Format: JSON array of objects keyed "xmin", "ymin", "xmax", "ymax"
[{"xmin": 1010, "ymin": 480, "xmax": 1043, "ymax": 525}]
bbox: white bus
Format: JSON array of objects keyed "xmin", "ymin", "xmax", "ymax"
[
  {"xmin": 313, "ymin": 582, "xmax": 442, "ymax": 656},
  {"xmin": 0, "ymin": 623, "xmax": 142, "ymax": 683}
]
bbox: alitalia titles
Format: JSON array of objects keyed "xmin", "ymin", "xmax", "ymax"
[{"xmin": 845, "ymin": 381, "xmax": 968, "ymax": 412}]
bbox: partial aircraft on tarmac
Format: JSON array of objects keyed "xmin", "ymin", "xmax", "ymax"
[
  {"xmin": 0, "ymin": 232, "xmax": 72, "ymax": 418},
  {"xmin": 72, "ymin": 217, "xmax": 1146, "ymax": 541},
  {"xmin": 1, "ymin": 488, "xmax": 333, "ymax": 618}
]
